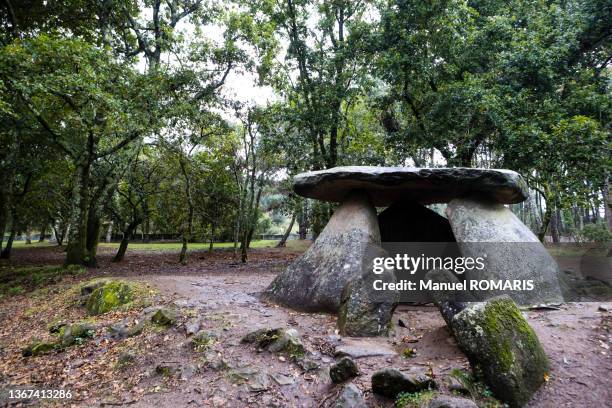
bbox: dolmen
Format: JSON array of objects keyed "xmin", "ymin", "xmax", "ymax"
[{"xmin": 263, "ymin": 166, "xmax": 565, "ymax": 335}]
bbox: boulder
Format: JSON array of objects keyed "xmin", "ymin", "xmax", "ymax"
[
  {"xmin": 241, "ymin": 328, "xmax": 305, "ymax": 361},
  {"xmin": 334, "ymin": 383, "xmax": 367, "ymax": 408},
  {"xmin": 371, "ymin": 368, "xmax": 436, "ymax": 398},
  {"xmin": 446, "ymin": 197, "xmax": 564, "ymax": 305},
  {"xmin": 337, "ymin": 248, "xmax": 398, "ymax": 336},
  {"xmin": 151, "ymin": 308, "xmax": 178, "ymax": 326},
  {"xmin": 451, "ymin": 296, "xmax": 549, "ymax": 408},
  {"xmin": 58, "ymin": 323, "xmax": 95, "ymax": 347},
  {"xmin": 264, "ymin": 191, "xmax": 381, "ymax": 312},
  {"xmin": 378, "ymin": 200, "xmax": 456, "ymax": 242},
  {"xmin": 293, "ymin": 166, "xmax": 528, "ymax": 206},
  {"xmin": 427, "ymin": 396, "xmax": 478, "ymax": 408},
  {"xmin": 329, "ymin": 357, "xmax": 359, "ymax": 384},
  {"xmin": 191, "ymin": 330, "xmax": 217, "ymax": 352},
  {"xmin": 21, "ymin": 340, "xmax": 56, "ymax": 357},
  {"xmin": 334, "ymin": 338, "xmax": 398, "ymax": 359},
  {"xmin": 85, "ymin": 281, "xmax": 133, "ymax": 315}
]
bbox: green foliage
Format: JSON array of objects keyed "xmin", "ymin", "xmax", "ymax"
[
  {"xmin": 576, "ymin": 223, "xmax": 612, "ymax": 243},
  {"xmin": 395, "ymin": 390, "xmax": 436, "ymax": 408},
  {"xmin": 0, "ymin": 265, "xmax": 84, "ymax": 296},
  {"xmin": 448, "ymin": 369, "xmax": 501, "ymax": 406}
]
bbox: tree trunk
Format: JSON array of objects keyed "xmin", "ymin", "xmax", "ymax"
[
  {"xmin": 538, "ymin": 205, "xmax": 552, "ymax": 243},
  {"xmin": 143, "ymin": 217, "xmax": 150, "ymax": 243},
  {"xmin": 297, "ymin": 199, "xmax": 308, "ymax": 239},
  {"xmin": 38, "ymin": 223, "xmax": 46, "ymax": 242},
  {"xmin": 208, "ymin": 223, "xmax": 215, "ymax": 253},
  {"xmin": 105, "ymin": 221, "xmax": 113, "ymax": 243},
  {"xmin": 276, "ymin": 211, "xmax": 296, "ymax": 248},
  {"xmin": 0, "ymin": 227, "xmax": 16, "ymax": 259},
  {"xmin": 25, "ymin": 225, "xmax": 32, "ymax": 244},
  {"xmin": 113, "ymin": 221, "xmax": 139, "ymax": 262},
  {"xmin": 66, "ymin": 163, "xmax": 90, "ymax": 265},
  {"xmin": 604, "ymin": 179, "xmax": 612, "ymax": 231},
  {"xmin": 85, "ymin": 215, "xmax": 101, "ymax": 267},
  {"xmin": 551, "ymin": 207, "xmax": 560, "ymax": 243},
  {"xmin": 179, "ymin": 234, "xmax": 188, "ymax": 265}
]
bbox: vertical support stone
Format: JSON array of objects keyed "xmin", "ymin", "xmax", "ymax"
[
  {"xmin": 446, "ymin": 197, "xmax": 564, "ymax": 305},
  {"xmin": 263, "ymin": 190, "xmax": 380, "ymax": 312}
]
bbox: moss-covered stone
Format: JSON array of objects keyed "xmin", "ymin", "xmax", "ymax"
[
  {"xmin": 329, "ymin": 357, "xmax": 359, "ymax": 384},
  {"xmin": 151, "ymin": 308, "xmax": 177, "ymax": 326},
  {"xmin": 451, "ymin": 296, "xmax": 549, "ymax": 408},
  {"xmin": 371, "ymin": 368, "xmax": 437, "ymax": 398},
  {"xmin": 85, "ymin": 281, "xmax": 133, "ymax": 315},
  {"xmin": 22, "ymin": 340, "xmax": 56, "ymax": 357},
  {"xmin": 241, "ymin": 327, "xmax": 306, "ymax": 361},
  {"xmin": 58, "ymin": 323, "xmax": 95, "ymax": 347},
  {"xmin": 337, "ymin": 253, "xmax": 398, "ymax": 337},
  {"xmin": 191, "ymin": 330, "xmax": 217, "ymax": 352}
]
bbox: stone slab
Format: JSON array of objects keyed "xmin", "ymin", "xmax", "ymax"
[
  {"xmin": 334, "ymin": 338, "xmax": 398, "ymax": 358},
  {"xmin": 293, "ymin": 166, "xmax": 528, "ymax": 206}
]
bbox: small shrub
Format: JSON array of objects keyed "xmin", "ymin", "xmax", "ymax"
[
  {"xmin": 0, "ymin": 265, "xmax": 84, "ymax": 295},
  {"xmin": 395, "ymin": 390, "xmax": 435, "ymax": 408},
  {"xmin": 7, "ymin": 285, "xmax": 25, "ymax": 295},
  {"xmin": 575, "ymin": 223, "xmax": 612, "ymax": 243}
]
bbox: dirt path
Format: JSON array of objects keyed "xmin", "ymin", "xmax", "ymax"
[
  {"xmin": 0, "ymin": 246, "xmax": 610, "ymax": 407},
  {"xmin": 135, "ymin": 272, "xmax": 612, "ymax": 408}
]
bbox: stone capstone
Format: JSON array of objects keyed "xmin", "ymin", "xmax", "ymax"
[{"xmin": 293, "ymin": 166, "xmax": 528, "ymax": 206}]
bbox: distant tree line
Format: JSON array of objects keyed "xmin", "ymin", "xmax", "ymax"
[{"xmin": 0, "ymin": 0, "xmax": 610, "ymax": 265}]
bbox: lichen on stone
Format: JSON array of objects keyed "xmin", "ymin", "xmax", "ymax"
[
  {"xmin": 84, "ymin": 280, "xmax": 133, "ymax": 315},
  {"xmin": 451, "ymin": 296, "xmax": 549, "ymax": 408}
]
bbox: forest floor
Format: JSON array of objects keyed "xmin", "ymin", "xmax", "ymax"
[{"xmin": 0, "ymin": 244, "xmax": 610, "ymax": 407}]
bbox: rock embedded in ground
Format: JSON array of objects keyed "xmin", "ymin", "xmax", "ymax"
[
  {"xmin": 264, "ymin": 191, "xmax": 381, "ymax": 312},
  {"xmin": 271, "ymin": 372, "xmax": 295, "ymax": 386},
  {"xmin": 329, "ymin": 357, "xmax": 359, "ymax": 384},
  {"xmin": 151, "ymin": 308, "xmax": 178, "ymax": 326},
  {"xmin": 338, "ymin": 246, "xmax": 398, "ymax": 336},
  {"xmin": 85, "ymin": 280, "xmax": 133, "ymax": 315},
  {"xmin": 58, "ymin": 323, "xmax": 95, "ymax": 347},
  {"xmin": 21, "ymin": 340, "xmax": 56, "ymax": 357},
  {"xmin": 334, "ymin": 383, "xmax": 367, "ymax": 408},
  {"xmin": 334, "ymin": 338, "xmax": 398, "ymax": 359},
  {"xmin": 371, "ymin": 368, "xmax": 437, "ymax": 398},
  {"xmin": 427, "ymin": 395, "xmax": 478, "ymax": 408},
  {"xmin": 446, "ymin": 197, "xmax": 564, "ymax": 305},
  {"xmin": 229, "ymin": 366, "xmax": 270, "ymax": 391},
  {"xmin": 293, "ymin": 166, "xmax": 528, "ymax": 206},
  {"xmin": 450, "ymin": 296, "xmax": 549, "ymax": 408},
  {"xmin": 185, "ymin": 317, "xmax": 202, "ymax": 335},
  {"xmin": 191, "ymin": 330, "xmax": 217, "ymax": 352},
  {"xmin": 241, "ymin": 327, "xmax": 306, "ymax": 361}
]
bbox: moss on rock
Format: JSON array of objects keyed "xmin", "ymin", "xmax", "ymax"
[
  {"xmin": 451, "ymin": 296, "xmax": 549, "ymax": 407},
  {"xmin": 241, "ymin": 327, "xmax": 306, "ymax": 361},
  {"xmin": 22, "ymin": 340, "xmax": 56, "ymax": 357},
  {"xmin": 58, "ymin": 323, "xmax": 95, "ymax": 347},
  {"xmin": 85, "ymin": 281, "xmax": 133, "ymax": 315}
]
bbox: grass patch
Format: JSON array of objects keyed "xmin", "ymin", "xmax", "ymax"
[
  {"xmin": 0, "ymin": 264, "xmax": 84, "ymax": 297},
  {"xmin": 448, "ymin": 369, "xmax": 502, "ymax": 407},
  {"xmin": 395, "ymin": 390, "xmax": 436, "ymax": 408},
  {"xmin": 98, "ymin": 239, "xmax": 310, "ymax": 252}
]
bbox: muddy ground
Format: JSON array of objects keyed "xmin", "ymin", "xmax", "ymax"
[{"xmin": 0, "ymin": 245, "xmax": 610, "ymax": 407}]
